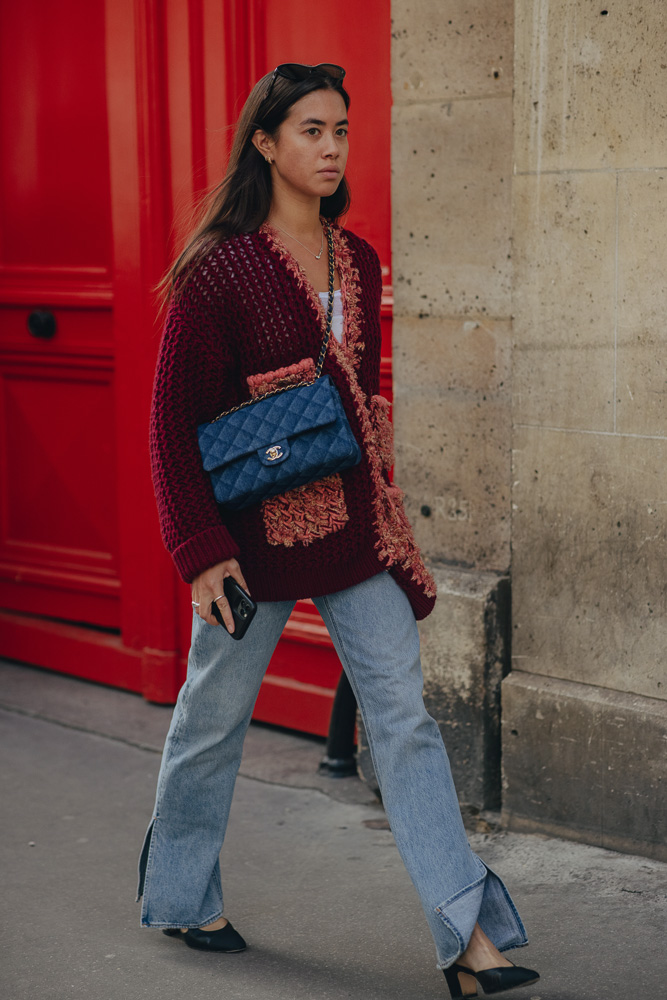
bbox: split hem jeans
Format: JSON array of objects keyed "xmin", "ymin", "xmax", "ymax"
[{"xmin": 137, "ymin": 571, "xmax": 527, "ymax": 969}]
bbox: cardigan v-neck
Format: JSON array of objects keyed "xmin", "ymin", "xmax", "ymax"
[{"xmin": 318, "ymin": 289, "xmax": 344, "ymax": 343}]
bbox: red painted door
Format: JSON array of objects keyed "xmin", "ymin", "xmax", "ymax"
[
  {"xmin": 0, "ymin": 0, "xmax": 178, "ymax": 694},
  {"xmin": 0, "ymin": 1, "xmax": 138, "ymax": 676},
  {"xmin": 0, "ymin": 0, "xmax": 392, "ymax": 736}
]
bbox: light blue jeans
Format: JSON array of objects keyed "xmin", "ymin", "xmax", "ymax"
[{"xmin": 137, "ymin": 571, "xmax": 527, "ymax": 968}]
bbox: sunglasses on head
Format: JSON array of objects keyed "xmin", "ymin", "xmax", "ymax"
[{"xmin": 264, "ymin": 63, "xmax": 346, "ymax": 101}]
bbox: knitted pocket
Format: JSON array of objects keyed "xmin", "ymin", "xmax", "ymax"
[{"xmin": 247, "ymin": 360, "xmax": 349, "ymax": 547}]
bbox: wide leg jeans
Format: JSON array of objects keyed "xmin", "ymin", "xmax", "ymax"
[{"xmin": 137, "ymin": 571, "xmax": 527, "ymax": 969}]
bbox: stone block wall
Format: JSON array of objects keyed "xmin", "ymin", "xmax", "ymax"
[
  {"xmin": 390, "ymin": 0, "xmax": 514, "ymax": 808},
  {"xmin": 390, "ymin": 1, "xmax": 667, "ymax": 855},
  {"xmin": 502, "ymin": 672, "xmax": 667, "ymax": 861},
  {"xmin": 503, "ymin": 1, "xmax": 667, "ymax": 859}
]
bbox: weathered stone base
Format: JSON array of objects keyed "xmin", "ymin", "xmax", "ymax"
[
  {"xmin": 357, "ymin": 566, "xmax": 510, "ymax": 811},
  {"xmin": 501, "ymin": 671, "xmax": 667, "ymax": 862},
  {"xmin": 420, "ymin": 567, "xmax": 510, "ymax": 810}
]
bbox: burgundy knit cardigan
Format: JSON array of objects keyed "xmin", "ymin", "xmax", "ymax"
[{"xmin": 149, "ymin": 223, "xmax": 436, "ymax": 620}]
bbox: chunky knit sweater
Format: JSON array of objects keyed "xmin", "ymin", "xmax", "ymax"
[{"xmin": 150, "ymin": 223, "xmax": 437, "ymax": 620}]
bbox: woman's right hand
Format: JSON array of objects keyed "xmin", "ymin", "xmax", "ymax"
[{"xmin": 191, "ymin": 558, "xmax": 250, "ymax": 633}]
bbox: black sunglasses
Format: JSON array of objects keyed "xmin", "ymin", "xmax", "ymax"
[{"xmin": 264, "ymin": 63, "xmax": 346, "ymax": 101}]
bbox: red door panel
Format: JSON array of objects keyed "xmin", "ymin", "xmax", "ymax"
[
  {"xmin": 0, "ymin": 0, "xmax": 113, "ymax": 271},
  {"xmin": 0, "ymin": 356, "xmax": 119, "ymax": 625},
  {"xmin": 0, "ymin": 2, "xmax": 121, "ymax": 631}
]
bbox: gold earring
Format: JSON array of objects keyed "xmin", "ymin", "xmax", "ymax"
[{"xmin": 265, "ymin": 156, "xmax": 272, "ymax": 164}]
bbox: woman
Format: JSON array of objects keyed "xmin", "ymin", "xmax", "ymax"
[{"xmin": 138, "ymin": 63, "xmax": 540, "ymax": 999}]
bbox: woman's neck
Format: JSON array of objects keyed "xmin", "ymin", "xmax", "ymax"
[{"xmin": 266, "ymin": 191, "xmax": 322, "ymax": 241}]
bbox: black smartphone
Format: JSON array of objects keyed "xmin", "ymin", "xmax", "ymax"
[{"xmin": 211, "ymin": 576, "xmax": 257, "ymax": 640}]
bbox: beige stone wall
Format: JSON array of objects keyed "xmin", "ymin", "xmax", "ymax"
[
  {"xmin": 511, "ymin": 2, "xmax": 667, "ymax": 700},
  {"xmin": 391, "ymin": 0, "xmax": 514, "ymax": 571},
  {"xmin": 504, "ymin": 2, "xmax": 667, "ymax": 855},
  {"xmin": 391, "ymin": 1, "xmax": 667, "ymax": 847},
  {"xmin": 390, "ymin": 1, "xmax": 515, "ymax": 809}
]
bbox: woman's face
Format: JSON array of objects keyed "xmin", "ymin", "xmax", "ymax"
[{"xmin": 268, "ymin": 88, "xmax": 349, "ymax": 202}]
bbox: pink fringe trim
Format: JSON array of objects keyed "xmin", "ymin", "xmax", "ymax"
[
  {"xmin": 335, "ymin": 230, "xmax": 364, "ymax": 367},
  {"xmin": 370, "ymin": 394, "xmax": 394, "ymax": 472},
  {"xmin": 247, "ymin": 357, "xmax": 316, "ymax": 397},
  {"xmin": 329, "ymin": 339, "xmax": 436, "ymax": 598}
]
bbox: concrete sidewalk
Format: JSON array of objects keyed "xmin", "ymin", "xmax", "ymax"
[{"xmin": 1, "ymin": 659, "xmax": 665, "ymax": 1000}]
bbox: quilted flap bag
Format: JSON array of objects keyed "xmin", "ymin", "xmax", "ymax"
[{"xmin": 197, "ymin": 225, "xmax": 362, "ymax": 512}]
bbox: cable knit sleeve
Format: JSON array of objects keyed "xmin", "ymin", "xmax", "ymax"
[{"xmin": 149, "ymin": 265, "xmax": 241, "ymax": 582}]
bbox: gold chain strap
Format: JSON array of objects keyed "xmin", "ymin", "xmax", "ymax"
[{"xmin": 211, "ymin": 224, "xmax": 336, "ymax": 423}]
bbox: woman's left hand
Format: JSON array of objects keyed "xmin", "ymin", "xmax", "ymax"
[{"xmin": 191, "ymin": 558, "xmax": 250, "ymax": 632}]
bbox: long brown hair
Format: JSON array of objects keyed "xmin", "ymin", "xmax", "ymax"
[{"xmin": 159, "ymin": 69, "xmax": 351, "ymax": 305}]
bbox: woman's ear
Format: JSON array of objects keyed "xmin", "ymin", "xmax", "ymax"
[{"xmin": 252, "ymin": 129, "xmax": 274, "ymax": 162}]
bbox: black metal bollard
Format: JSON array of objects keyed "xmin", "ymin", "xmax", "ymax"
[{"xmin": 318, "ymin": 670, "xmax": 358, "ymax": 777}]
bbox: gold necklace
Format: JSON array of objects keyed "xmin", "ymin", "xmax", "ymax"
[{"xmin": 273, "ymin": 222, "xmax": 324, "ymax": 260}]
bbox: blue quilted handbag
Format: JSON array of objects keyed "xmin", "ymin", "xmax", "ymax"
[{"xmin": 197, "ymin": 226, "xmax": 362, "ymax": 512}]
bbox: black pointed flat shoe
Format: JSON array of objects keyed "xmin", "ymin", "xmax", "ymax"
[
  {"xmin": 162, "ymin": 920, "xmax": 247, "ymax": 952},
  {"xmin": 443, "ymin": 961, "xmax": 540, "ymax": 997}
]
